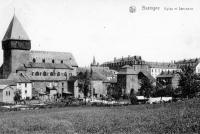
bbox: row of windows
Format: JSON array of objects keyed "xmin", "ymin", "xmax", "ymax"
[
  {"xmin": 32, "ymin": 58, "xmax": 71, "ymax": 64},
  {"xmin": 6, "ymin": 91, "xmax": 11, "ymax": 96},
  {"xmin": 31, "ymin": 71, "xmax": 72, "ymax": 77},
  {"xmin": 18, "ymin": 83, "xmax": 28, "ymax": 87},
  {"xmin": 151, "ymin": 68, "xmax": 176, "ymax": 73}
]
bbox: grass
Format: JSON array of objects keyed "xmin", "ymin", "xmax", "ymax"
[{"xmin": 0, "ymin": 98, "xmax": 199, "ymax": 134}]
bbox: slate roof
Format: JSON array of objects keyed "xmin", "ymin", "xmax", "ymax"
[
  {"xmin": 146, "ymin": 61, "xmax": 177, "ymax": 69},
  {"xmin": 7, "ymin": 73, "xmax": 30, "ymax": 83},
  {"xmin": 91, "ymin": 71, "xmax": 107, "ymax": 81},
  {"xmin": 0, "ymin": 79, "xmax": 16, "ymax": 86},
  {"xmin": 24, "ymin": 62, "xmax": 73, "ymax": 69},
  {"xmin": 0, "ymin": 85, "xmax": 9, "ymax": 89},
  {"xmin": 157, "ymin": 71, "xmax": 180, "ymax": 78},
  {"xmin": 139, "ymin": 70, "xmax": 156, "ymax": 83},
  {"xmin": 3, "ymin": 15, "xmax": 30, "ymax": 41},
  {"xmin": 118, "ymin": 67, "xmax": 156, "ymax": 83},
  {"xmin": 30, "ymin": 51, "xmax": 78, "ymax": 67},
  {"xmin": 77, "ymin": 67, "xmax": 109, "ymax": 81},
  {"xmin": 121, "ymin": 65, "xmax": 132, "ymax": 69},
  {"xmin": 16, "ymin": 66, "xmax": 27, "ymax": 71},
  {"xmin": 101, "ymin": 55, "xmax": 145, "ymax": 65},
  {"xmin": 176, "ymin": 58, "xmax": 199, "ymax": 64},
  {"xmin": 118, "ymin": 68, "xmax": 138, "ymax": 75},
  {"xmin": 28, "ymin": 76, "xmax": 67, "ymax": 81},
  {"xmin": 8, "ymin": 73, "xmax": 66, "ymax": 82},
  {"xmin": 68, "ymin": 76, "xmax": 78, "ymax": 81}
]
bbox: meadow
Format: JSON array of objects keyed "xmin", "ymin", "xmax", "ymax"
[{"xmin": 0, "ymin": 98, "xmax": 199, "ymax": 134}]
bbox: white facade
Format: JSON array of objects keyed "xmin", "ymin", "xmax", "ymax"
[
  {"xmin": 195, "ymin": 63, "xmax": 200, "ymax": 74},
  {"xmin": 17, "ymin": 83, "xmax": 32, "ymax": 99},
  {"xmin": 151, "ymin": 68, "xmax": 180, "ymax": 78}
]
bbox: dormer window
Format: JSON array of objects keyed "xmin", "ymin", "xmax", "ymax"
[
  {"xmin": 42, "ymin": 59, "xmax": 45, "ymax": 63},
  {"xmin": 33, "ymin": 58, "xmax": 36, "ymax": 63},
  {"xmin": 61, "ymin": 60, "xmax": 63, "ymax": 64}
]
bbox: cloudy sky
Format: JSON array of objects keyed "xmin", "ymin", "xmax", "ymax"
[{"xmin": 0, "ymin": 0, "xmax": 200, "ymax": 66}]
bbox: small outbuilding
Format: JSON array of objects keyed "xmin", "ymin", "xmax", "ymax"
[{"xmin": 0, "ymin": 80, "xmax": 16, "ymax": 103}]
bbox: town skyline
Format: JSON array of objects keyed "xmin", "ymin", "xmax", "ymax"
[{"xmin": 0, "ymin": 0, "xmax": 200, "ymax": 66}]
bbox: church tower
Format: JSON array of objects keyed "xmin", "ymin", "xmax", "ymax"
[{"xmin": 1, "ymin": 15, "xmax": 31, "ymax": 78}]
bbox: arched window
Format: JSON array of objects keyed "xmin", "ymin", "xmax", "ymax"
[
  {"xmin": 57, "ymin": 72, "xmax": 60, "ymax": 76},
  {"xmin": 61, "ymin": 60, "xmax": 63, "ymax": 64},
  {"xmin": 50, "ymin": 72, "xmax": 54, "ymax": 76},
  {"xmin": 33, "ymin": 58, "xmax": 36, "ymax": 63},
  {"xmin": 42, "ymin": 59, "xmax": 45, "ymax": 63},
  {"xmin": 43, "ymin": 71, "xmax": 47, "ymax": 76},
  {"xmin": 52, "ymin": 59, "xmax": 55, "ymax": 63},
  {"xmin": 35, "ymin": 72, "xmax": 39, "ymax": 76}
]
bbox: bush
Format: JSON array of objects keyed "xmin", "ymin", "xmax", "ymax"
[{"xmin": 130, "ymin": 89, "xmax": 138, "ymax": 105}]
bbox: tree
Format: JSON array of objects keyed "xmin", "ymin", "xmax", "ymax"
[
  {"xmin": 130, "ymin": 89, "xmax": 138, "ymax": 104},
  {"xmin": 111, "ymin": 85, "xmax": 122, "ymax": 100},
  {"xmin": 179, "ymin": 65, "xmax": 200, "ymax": 98},
  {"xmin": 77, "ymin": 70, "xmax": 91, "ymax": 104},
  {"xmin": 138, "ymin": 74, "xmax": 153, "ymax": 98},
  {"xmin": 14, "ymin": 90, "xmax": 21, "ymax": 104},
  {"xmin": 153, "ymin": 85, "xmax": 173, "ymax": 98}
]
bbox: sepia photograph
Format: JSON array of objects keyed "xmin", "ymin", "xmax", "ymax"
[{"xmin": 0, "ymin": 0, "xmax": 199, "ymax": 133}]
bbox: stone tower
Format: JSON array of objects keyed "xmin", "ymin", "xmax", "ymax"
[{"xmin": 1, "ymin": 15, "xmax": 31, "ymax": 78}]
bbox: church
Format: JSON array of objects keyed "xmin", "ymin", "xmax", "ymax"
[{"xmin": 0, "ymin": 15, "xmax": 78, "ymax": 100}]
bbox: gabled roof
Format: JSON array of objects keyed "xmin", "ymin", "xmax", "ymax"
[
  {"xmin": 146, "ymin": 61, "xmax": 177, "ymax": 69},
  {"xmin": 30, "ymin": 51, "xmax": 78, "ymax": 67},
  {"xmin": 0, "ymin": 85, "xmax": 9, "ymax": 89},
  {"xmin": 139, "ymin": 70, "xmax": 156, "ymax": 83},
  {"xmin": 9, "ymin": 73, "xmax": 67, "ymax": 82},
  {"xmin": 3, "ymin": 15, "xmax": 30, "ymax": 41},
  {"xmin": 156, "ymin": 71, "xmax": 180, "ymax": 78},
  {"xmin": 91, "ymin": 71, "xmax": 107, "ymax": 81},
  {"xmin": 0, "ymin": 79, "xmax": 16, "ymax": 86},
  {"xmin": 118, "ymin": 68, "xmax": 138, "ymax": 75},
  {"xmin": 121, "ymin": 65, "xmax": 132, "ymax": 69},
  {"xmin": 8, "ymin": 73, "xmax": 31, "ymax": 83}
]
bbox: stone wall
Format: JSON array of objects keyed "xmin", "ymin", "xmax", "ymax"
[
  {"xmin": 91, "ymin": 80, "xmax": 107, "ymax": 98},
  {"xmin": 126, "ymin": 74, "xmax": 140, "ymax": 94}
]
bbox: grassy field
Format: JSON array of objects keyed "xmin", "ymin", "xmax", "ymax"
[{"xmin": 0, "ymin": 99, "xmax": 199, "ymax": 134}]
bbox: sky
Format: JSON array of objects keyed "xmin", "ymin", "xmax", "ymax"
[{"xmin": 0, "ymin": 0, "xmax": 200, "ymax": 66}]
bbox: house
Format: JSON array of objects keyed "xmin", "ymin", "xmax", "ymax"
[
  {"xmin": 146, "ymin": 62, "xmax": 180, "ymax": 78},
  {"xmin": 156, "ymin": 71, "xmax": 181, "ymax": 89},
  {"xmin": 175, "ymin": 58, "xmax": 200, "ymax": 74},
  {"xmin": 10, "ymin": 73, "xmax": 32, "ymax": 100},
  {"xmin": 0, "ymin": 80, "xmax": 16, "ymax": 103},
  {"xmin": 90, "ymin": 71, "xmax": 107, "ymax": 98}
]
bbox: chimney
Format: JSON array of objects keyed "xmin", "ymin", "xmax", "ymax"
[{"xmin": 114, "ymin": 57, "xmax": 116, "ymax": 62}]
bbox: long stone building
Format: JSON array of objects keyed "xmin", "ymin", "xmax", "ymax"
[{"xmin": 0, "ymin": 15, "xmax": 78, "ymax": 99}]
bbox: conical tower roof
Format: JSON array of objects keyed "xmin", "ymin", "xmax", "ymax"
[{"xmin": 2, "ymin": 15, "xmax": 30, "ymax": 41}]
